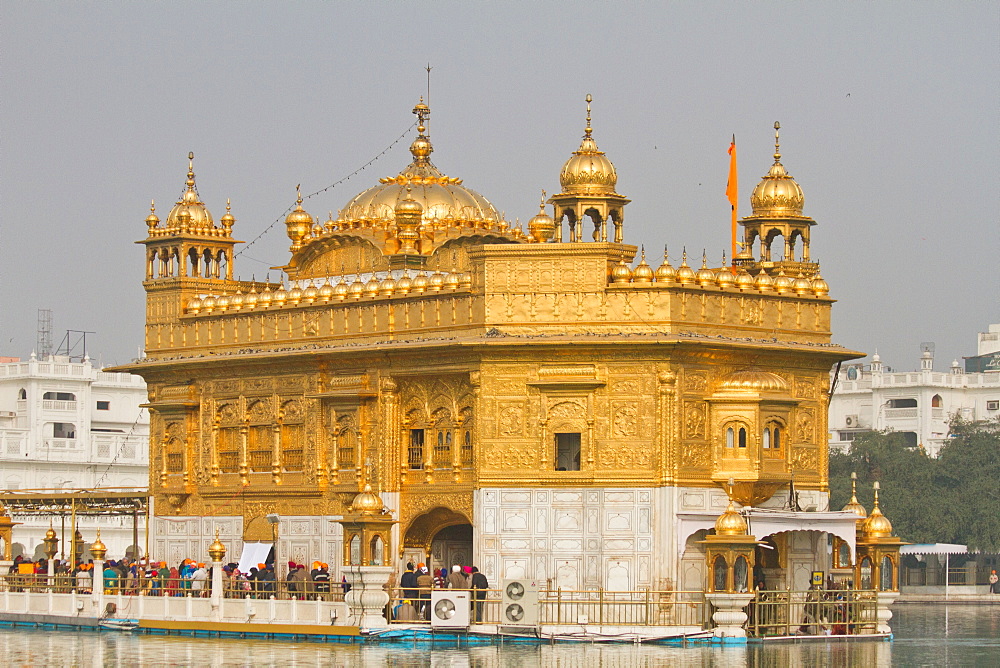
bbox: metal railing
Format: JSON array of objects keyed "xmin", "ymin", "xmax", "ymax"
[
  {"xmin": 748, "ymin": 589, "xmax": 878, "ymax": 637},
  {"xmin": 385, "ymin": 587, "xmax": 710, "ymax": 627}
]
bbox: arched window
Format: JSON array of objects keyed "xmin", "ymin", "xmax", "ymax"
[
  {"xmin": 860, "ymin": 557, "xmax": 873, "ymax": 590},
  {"xmin": 370, "ymin": 535, "xmax": 384, "ymax": 566},
  {"xmin": 880, "ymin": 555, "xmax": 894, "ymax": 591},
  {"xmin": 349, "ymin": 535, "xmax": 361, "ymax": 566},
  {"xmin": 773, "ymin": 426, "xmax": 781, "ymax": 450},
  {"xmin": 762, "ymin": 428, "xmax": 771, "ymax": 449},
  {"xmin": 931, "ymin": 394, "xmax": 943, "ymax": 408},
  {"xmin": 713, "ymin": 555, "xmax": 728, "ymax": 592},
  {"xmin": 17, "ymin": 388, "xmax": 26, "ymax": 400},
  {"xmin": 734, "ymin": 556, "xmax": 749, "ymax": 593},
  {"xmin": 726, "ymin": 427, "xmax": 735, "ymax": 448},
  {"xmin": 188, "ymin": 248, "xmax": 200, "ymax": 277},
  {"xmin": 738, "ymin": 427, "xmax": 747, "ymax": 448}
]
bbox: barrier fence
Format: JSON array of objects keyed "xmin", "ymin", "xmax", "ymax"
[{"xmin": 748, "ymin": 589, "xmax": 879, "ymax": 637}]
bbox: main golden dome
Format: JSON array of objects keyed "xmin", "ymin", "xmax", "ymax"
[
  {"xmin": 337, "ymin": 100, "xmax": 505, "ymax": 229},
  {"xmin": 165, "ymin": 153, "xmax": 215, "ymax": 230},
  {"xmin": 559, "ymin": 95, "xmax": 618, "ymax": 195},
  {"xmin": 749, "ymin": 122, "xmax": 805, "ymax": 218}
]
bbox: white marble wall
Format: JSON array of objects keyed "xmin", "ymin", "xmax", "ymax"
[{"xmin": 476, "ymin": 487, "xmax": 658, "ymax": 592}]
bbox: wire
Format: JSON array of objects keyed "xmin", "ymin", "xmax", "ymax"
[{"xmin": 234, "ymin": 121, "xmax": 417, "ymax": 261}]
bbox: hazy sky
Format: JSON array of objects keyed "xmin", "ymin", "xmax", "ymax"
[{"xmin": 1, "ymin": 2, "xmax": 997, "ymax": 371}]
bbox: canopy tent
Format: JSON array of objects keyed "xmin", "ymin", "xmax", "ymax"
[
  {"xmin": 676, "ymin": 509, "xmax": 860, "ymax": 559},
  {"xmin": 237, "ymin": 541, "xmax": 274, "ymax": 574},
  {"xmin": 901, "ymin": 543, "xmax": 971, "ymax": 598}
]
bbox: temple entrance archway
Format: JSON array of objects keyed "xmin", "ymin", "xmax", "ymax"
[{"xmin": 401, "ymin": 506, "xmax": 471, "ymax": 573}]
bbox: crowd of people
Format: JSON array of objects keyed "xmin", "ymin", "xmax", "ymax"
[{"xmin": 395, "ymin": 562, "xmax": 490, "ymax": 622}]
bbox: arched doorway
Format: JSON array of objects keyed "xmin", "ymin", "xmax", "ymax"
[{"xmin": 402, "ymin": 506, "xmax": 472, "ymax": 573}]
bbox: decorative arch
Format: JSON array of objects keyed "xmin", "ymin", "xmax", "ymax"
[{"xmin": 402, "ymin": 506, "xmax": 471, "ymax": 552}]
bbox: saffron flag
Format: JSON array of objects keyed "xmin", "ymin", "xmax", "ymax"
[{"xmin": 726, "ymin": 136, "xmax": 738, "ymax": 270}]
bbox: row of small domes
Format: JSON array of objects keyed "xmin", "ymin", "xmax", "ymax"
[
  {"xmin": 610, "ymin": 250, "xmax": 829, "ymax": 296},
  {"xmin": 187, "ymin": 269, "xmax": 473, "ymax": 314}
]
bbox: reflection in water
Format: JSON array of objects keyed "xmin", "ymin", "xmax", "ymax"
[{"xmin": 0, "ymin": 605, "xmax": 996, "ymax": 667}]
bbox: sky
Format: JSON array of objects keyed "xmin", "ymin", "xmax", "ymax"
[{"xmin": 1, "ymin": 2, "xmax": 997, "ymax": 371}]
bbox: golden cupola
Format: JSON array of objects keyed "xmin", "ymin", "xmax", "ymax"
[
  {"xmin": 285, "ymin": 187, "xmax": 314, "ymax": 251},
  {"xmin": 558, "ymin": 95, "xmax": 618, "ymax": 196},
  {"xmin": 749, "ymin": 122, "xmax": 805, "ymax": 218},
  {"xmin": 165, "ymin": 153, "xmax": 215, "ymax": 231},
  {"xmin": 861, "ymin": 482, "xmax": 894, "ymax": 539},
  {"xmin": 337, "ymin": 99, "xmax": 506, "ymax": 232},
  {"xmin": 841, "ymin": 472, "xmax": 868, "ymax": 521},
  {"xmin": 549, "ymin": 95, "xmax": 630, "ymax": 243}
]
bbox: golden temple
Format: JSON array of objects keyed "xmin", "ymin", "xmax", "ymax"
[{"xmin": 116, "ymin": 97, "xmax": 861, "ymax": 591}]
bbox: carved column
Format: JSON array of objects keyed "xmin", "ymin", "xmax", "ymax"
[
  {"xmin": 271, "ymin": 409, "xmax": 283, "ymax": 485},
  {"xmin": 380, "ymin": 378, "xmax": 399, "ymax": 492},
  {"xmin": 330, "ymin": 423, "xmax": 340, "ymax": 484},
  {"xmin": 238, "ymin": 420, "xmax": 249, "ymax": 486},
  {"xmin": 210, "ymin": 415, "xmax": 220, "ymax": 485},
  {"xmin": 314, "ymin": 402, "xmax": 328, "ymax": 489}
]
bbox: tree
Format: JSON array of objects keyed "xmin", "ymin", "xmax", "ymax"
[{"xmin": 829, "ymin": 418, "xmax": 1000, "ymax": 551}]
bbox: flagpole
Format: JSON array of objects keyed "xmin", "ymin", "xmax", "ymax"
[{"xmin": 727, "ymin": 135, "xmax": 738, "ymax": 274}]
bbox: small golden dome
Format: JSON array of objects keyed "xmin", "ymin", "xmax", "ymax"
[
  {"xmin": 145, "ymin": 200, "xmax": 160, "ymax": 231},
  {"xmin": 245, "ymin": 287, "xmax": 259, "ymax": 308},
  {"xmin": 862, "ymin": 502, "xmax": 893, "ymax": 539},
  {"xmin": 348, "ymin": 277, "xmax": 365, "ymax": 299},
  {"xmin": 230, "ymin": 291, "xmax": 245, "ymax": 310},
  {"xmin": 718, "ymin": 369, "xmax": 789, "ymax": 393},
  {"xmin": 412, "ymin": 270, "xmax": 429, "ymax": 293},
  {"xmin": 695, "ymin": 253, "xmax": 716, "ymax": 286},
  {"xmin": 90, "ymin": 530, "xmax": 107, "ymax": 560},
  {"xmin": 208, "ymin": 529, "xmax": 227, "ymax": 562},
  {"xmin": 735, "ymin": 268, "xmax": 755, "ymax": 291},
  {"xmin": 841, "ymin": 473, "xmax": 868, "ymax": 521},
  {"xmin": 428, "ymin": 269, "xmax": 446, "ymax": 291},
  {"xmin": 272, "ymin": 286, "xmax": 288, "ymax": 305},
  {"xmin": 559, "ymin": 95, "xmax": 618, "ymax": 195},
  {"xmin": 459, "ymin": 271, "xmax": 473, "ymax": 290},
  {"xmin": 201, "ymin": 295, "xmax": 217, "ymax": 312},
  {"xmin": 364, "ymin": 277, "xmax": 380, "ymax": 298},
  {"xmin": 715, "ymin": 498, "xmax": 748, "ymax": 536},
  {"xmin": 716, "ymin": 255, "xmax": 735, "ymax": 288},
  {"xmin": 632, "ymin": 248, "xmax": 654, "ymax": 283},
  {"xmin": 528, "ymin": 191, "xmax": 556, "ymax": 243},
  {"xmin": 303, "ymin": 284, "xmax": 320, "ymax": 303},
  {"xmin": 187, "ymin": 297, "xmax": 202, "ymax": 314},
  {"xmin": 675, "ymin": 251, "xmax": 696, "ymax": 285},
  {"xmin": 350, "ymin": 483, "xmax": 385, "ymax": 516},
  {"xmin": 318, "ymin": 279, "xmax": 334, "ymax": 301},
  {"xmin": 288, "ymin": 285, "xmax": 304, "ymax": 304},
  {"xmin": 285, "ymin": 187, "xmax": 314, "ymax": 248},
  {"xmin": 655, "ymin": 247, "xmax": 675, "ymax": 282},
  {"xmin": 811, "ymin": 271, "xmax": 829, "ymax": 296},
  {"xmin": 396, "ymin": 270, "xmax": 413, "ymax": 294},
  {"xmin": 750, "ymin": 122, "xmax": 805, "ymax": 218},
  {"xmin": 165, "ymin": 153, "xmax": 215, "ymax": 231},
  {"xmin": 792, "ymin": 272, "xmax": 811, "ymax": 295},
  {"xmin": 444, "ymin": 271, "xmax": 461, "ymax": 290},
  {"xmin": 611, "ymin": 258, "xmax": 633, "ymax": 284},
  {"xmin": 378, "ymin": 276, "xmax": 396, "ymax": 296},
  {"xmin": 394, "ymin": 189, "xmax": 424, "ymax": 217},
  {"xmin": 220, "ymin": 199, "xmax": 235, "ymax": 230},
  {"xmin": 257, "ymin": 287, "xmax": 273, "ymax": 307},
  {"xmin": 45, "ymin": 526, "xmax": 57, "ymax": 540},
  {"xmin": 773, "ymin": 270, "xmax": 793, "ymax": 293},
  {"xmin": 216, "ymin": 294, "xmax": 231, "ymax": 310},
  {"xmin": 755, "ymin": 271, "xmax": 774, "ymax": 291},
  {"xmin": 333, "ymin": 278, "xmax": 349, "ymax": 300}
]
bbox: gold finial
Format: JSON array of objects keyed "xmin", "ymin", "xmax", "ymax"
[
  {"xmin": 539, "ymin": 189, "xmax": 547, "ymax": 213},
  {"xmin": 701, "ymin": 249, "xmax": 708, "ymax": 267},
  {"xmin": 150, "ymin": 200, "xmax": 156, "ymax": 214},
  {"xmin": 226, "ymin": 198, "xmax": 231, "ymax": 213},
  {"xmin": 872, "ymin": 480, "xmax": 880, "ymax": 508},
  {"xmin": 773, "ymin": 121, "xmax": 781, "ymax": 163},
  {"xmin": 413, "ymin": 97, "xmax": 429, "ymax": 135},
  {"xmin": 185, "ymin": 152, "xmax": 196, "ymax": 190},
  {"xmin": 296, "ymin": 184, "xmax": 303, "ymax": 206},
  {"xmin": 584, "ymin": 94, "xmax": 593, "ymax": 138}
]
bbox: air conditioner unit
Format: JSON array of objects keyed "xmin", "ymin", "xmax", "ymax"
[
  {"xmin": 501, "ymin": 578, "xmax": 539, "ymax": 627},
  {"xmin": 431, "ymin": 589, "xmax": 470, "ymax": 629},
  {"xmin": 987, "ymin": 400, "xmax": 999, "ymax": 412},
  {"xmin": 844, "ymin": 415, "xmax": 859, "ymax": 428}
]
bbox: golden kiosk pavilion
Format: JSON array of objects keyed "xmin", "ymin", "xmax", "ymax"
[{"xmin": 116, "ymin": 98, "xmax": 864, "ymax": 593}]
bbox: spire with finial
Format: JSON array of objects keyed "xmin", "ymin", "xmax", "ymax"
[
  {"xmin": 842, "ymin": 471, "xmax": 868, "ymax": 520},
  {"xmin": 773, "ymin": 121, "xmax": 782, "ymax": 164},
  {"xmin": 409, "ymin": 97, "xmax": 433, "ymax": 161},
  {"xmin": 584, "ymin": 93, "xmax": 593, "ymax": 139}
]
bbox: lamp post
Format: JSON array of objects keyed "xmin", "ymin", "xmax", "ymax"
[
  {"xmin": 336, "ymin": 484, "xmax": 396, "ymax": 629},
  {"xmin": 43, "ymin": 525, "xmax": 59, "ymax": 586},
  {"xmin": 90, "ymin": 530, "xmax": 107, "ymax": 613},
  {"xmin": 208, "ymin": 529, "xmax": 227, "ymax": 619},
  {"xmin": 700, "ymin": 482, "xmax": 757, "ymax": 639}
]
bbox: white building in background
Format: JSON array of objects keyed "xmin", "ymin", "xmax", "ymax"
[
  {"xmin": 0, "ymin": 354, "xmax": 148, "ymax": 560},
  {"xmin": 829, "ymin": 324, "xmax": 1000, "ymax": 457}
]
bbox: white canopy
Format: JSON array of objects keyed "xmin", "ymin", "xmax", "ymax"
[
  {"xmin": 901, "ymin": 543, "xmax": 969, "ymax": 555},
  {"xmin": 237, "ymin": 541, "xmax": 273, "ymax": 573},
  {"xmin": 676, "ymin": 509, "xmax": 859, "ymax": 559}
]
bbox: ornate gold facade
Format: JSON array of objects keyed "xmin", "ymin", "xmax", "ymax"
[{"xmin": 116, "ymin": 98, "xmax": 860, "ymax": 562}]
